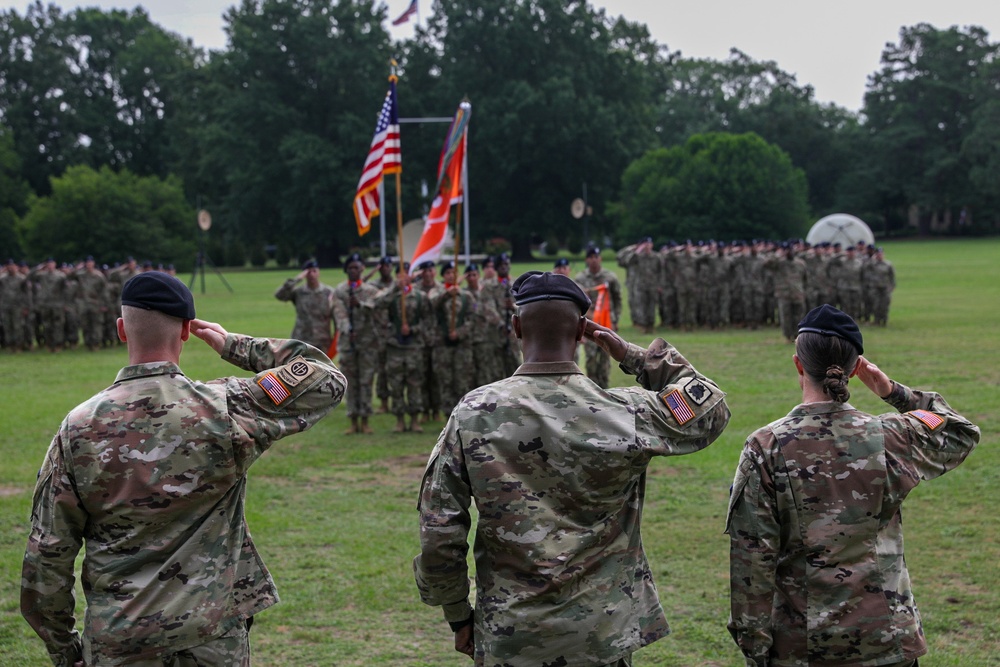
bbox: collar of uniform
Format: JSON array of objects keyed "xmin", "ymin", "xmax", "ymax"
[
  {"xmin": 513, "ymin": 360, "xmax": 583, "ymax": 376},
  {"xmin": 789, "ymin": 401, "xmax": 857, "ymax": 415},
  {"xmin": 115, "ymin": 361, "xmax": 185, "ymax": 383}
]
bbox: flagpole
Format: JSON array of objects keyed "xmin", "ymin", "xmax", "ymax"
[
  {"xmin": 461, "ymin": 129, "xmax": 470, "ymax": 264},
  {"xmin": 388, "ymin": 65, "xmax": 408, "ymax": 330},
  {"xmin": 449, "ymin": 199, "xmax": 462, "ymax": 334},
  {"xmin": 379, "ymin": 181, "xmax": 387, "ymax": 257}
]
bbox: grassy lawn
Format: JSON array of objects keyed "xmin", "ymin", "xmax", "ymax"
[{"xmin": 1, "ymin": 238, "xmax": 997, "ymax": 666}]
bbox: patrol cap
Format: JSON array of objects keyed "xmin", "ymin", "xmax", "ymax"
[
  {"xmin": 344, "ymin": 252, "xmax": 363, "ymax": 270},
  {"xmin": 121, "ymin": 271, "xmax": 196, "ymax": 320},
  {"xmin": 553, "ymin": 258, "xmax": 569, "ymax": 268},
  {"xmin": 511, "ymin": 271, "xmax": 591, "ymax": 314},
  {"xmin": 797, "ymin": 304, "xmax": 863, "ymax": 355},
  {"xmin": 302, "ymin": 259, "xmax": 318, "ymax": 269}
]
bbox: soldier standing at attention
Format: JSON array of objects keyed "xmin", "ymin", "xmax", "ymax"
[
  {"xmin": 430, "ymin": 261, "xmax": 475, "ymax": 416},
  {"xmin": 866, "ymin": 247, "xmax": 896, "ymax": 326},
  {"xmin": 373, "ymin": 263, "xmax": 429, "ymax": 433},
  {"xmin": 1, "ymin": 258, "xmax": 31, "ymax": 351},
  {"xmin": 462, "ymin": 262, "xmax": 501, "ymax": 389},
  {"xmin": 481, "ymin": 253, "xmax": 520, "ymax": 379},
  {"xmin": 274, "ymin": 259, "xmax": 335, "ymax": 352},
  {"xmin": 30, "ymin": 258, "xmax": 68, "ymax": 352},
  {"xmin": 367, "ymin": 256, "xmax": 395, "ymax": 414},
  {"xmin": 74, "ymin": 256, "xmax": 109, "ymax": 351},
  {"xmin": 332, "ymin": 253, "xmax": 381, "ymax": 435},
  {"xmin": 414, "ymin": 271, "xmax": 731, "ymax": 667},
  {"xmin": 727, "ymin": 305, "xmax": 979, "ymax": 667},
  {"xmin": 21, "ymin": 271, "xmax": 346, "ymax": 667},
  {"xmin": 616, "ymin": 236, "xmax": 660, "ymax": 334},
  {"xmin": 574, "ymin": 245, "xmax": 622, "ymax": 389}
]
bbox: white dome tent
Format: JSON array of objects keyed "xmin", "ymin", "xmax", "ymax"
[{"xmin": 806, "ymin": 214, "xmax": 875, "ymax": 247}]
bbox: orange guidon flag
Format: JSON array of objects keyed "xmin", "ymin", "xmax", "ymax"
[{"xmin": 592, "ymin": 283, "xmax": 611, "ymax": 328}]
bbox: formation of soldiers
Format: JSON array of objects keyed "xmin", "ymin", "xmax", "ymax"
[
  {"xmin": 0, "ymin": 257, "xmax": 177, "ymax": 352},
  {"xmin": 617, "ymin": 237, "xmax": 896, "ymax": 341}
]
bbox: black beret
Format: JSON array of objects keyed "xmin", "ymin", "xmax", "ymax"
[
  {"xmin": 511, "ymin": 271, "xmax": 591, "ymax": 314},
  {"xmin": 344, "ymin": 253, "xmax": 364, "ymax": 269},
  {"xmin": 553, "ymin": 258, "xmax": 569, "ymax": 268},
  {"xmin": 302, "ymin": 259, "xmax": 318, "ymax": 269},
  {"xmin": 439, "ymin": 260, "xmax": 456, "ymax": 276},
  {"xmin": 121, "ymin": 271, "xmax": 195, "ymax": 320},
  {"xmin": 396, "ymin": 261, "xmax": 411, "ymax": 273},
  {"xmin": 798, "ymin": 304, "xmax": 863, "ymax": 355},
  {"xmin": 639, "ymin": 236, "xmax": 653, "ymax": 244},
  {"xmin": 465, "ymin": 262, "xmax": 479, "ymax": 273},
  {"xmin": 417, "ymin": 260, "xmax": 435, "ymax": 271},
  {"xmin": 584, "ymin": 245, "xmax": 601, "ymax": 257},
  {"xmin": 378, "ymin": 255, "xmax": 393, "ymax": 266},
  {"xmin": 496, "ymin": 252, "xmax": 510, "ymax": 264}
]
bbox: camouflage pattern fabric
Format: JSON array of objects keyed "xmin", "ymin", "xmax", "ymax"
[
  {"xmin": 865, "ymin": 258, "xmax": 896, "ymax": 326},
  {"xmin": 431, "ymin": 285, "xmax": 475, "ymax": 415},
  {"xmin": 480, "ymin": 276, "xmax": 521, "ymax": 377},
  {"xmin": 274, "ymin": 278, "xmax": 335, "ymax": 351},
  {"xmin": 332, "ymin": 279, "xmax": 381, "ymax": 417},
  {"xmin": 414, "ymin": 339, "xmax": 731, "ymax": 667},
  {"xmin": 764, "ymin": 256, "xmax": 807, "ymax": 340},
  {"xmin": 128, "ymin": 622, "xmax": 251, "ymax": 667},
  {"xmin": 1, "ymin": 268, "xmax": 30, "ymax": 349},
  {"xmin": 372, "ymin": 284, "xmax": 428, "ymax": 416},
  {"xmin": 466, "ymin": 285, "xmax": 503, "ymax": 387},
  {"xmin": 75, "ymin": 267, "xmax": 108, "ymax": 349},
  {"xmin": 21, "ymin": 336, "xmax": 346, "ymax": 666},
  {"xmin": 616, "ymin": 244, "xmax": 660, "ymax": 328},
  {"xmin": 31, "ymin": 267, "xmax": 68, "ymax": 348},
  {"xmin": 726, "ymin": 382, "xmax": 979, "ymax": 667}
]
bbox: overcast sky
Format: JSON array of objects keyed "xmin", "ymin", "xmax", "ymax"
[{"xmin": 2, "ymin": 0, "xmax": 997, "ymax": 110}]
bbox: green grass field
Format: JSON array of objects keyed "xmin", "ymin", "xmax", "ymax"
[{"xmin": 1, "ymin": 239, "xmax": 997, "ymax": 666}]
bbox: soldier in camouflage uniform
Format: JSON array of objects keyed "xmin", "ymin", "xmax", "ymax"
[
  {"xmin": 430, "ymin": 261, "xmax": 475, "ymax": 415},
  {"xmin": 21, "ymin": 271, "xmax": 346, "ymax": 667},
  {"xmin": 74, "ymin": 256, "xmax": 109, "ymax": 351},
  {"xmin": 574, "ymin": 246, "xmax": 622, "ymax": 389},
  {"xmin": 480, "ymin": 253, "xmax": 520, "ymax": 379},
  {"xmin": 61, "ymin": 263, "xmax": 81, "ymax": 348},
  {"xmin": 30, "ymin": 258, "xmax": 69, "ymax": 352},
  {"xmin": 332, "ymin": 253, "xmax": 381, "ymax": 434},
  {"xmin": 372, "ymin": 264, "xmax": 429, "ymax": 432},
  {"xmin": 274, "ymin": 259, "xmax": 335, "ymax": 352},
  {"xmin": 1, "ymin": 258, "xmax": 31, "ymax": 351},
  {"xmin": 616, "ymin": 237, "xmax": 660, "ymax": 333},
  {"xmin": 415, "ymin": 260, "xmax": 442, "ymax": 422},
  {"xmin": 865, "ymin": 247, "xmax": 896, "ymax": 326},
  {"xmin": 366, "ymin": 256, "xmax": 395, "ymax": 413},
  {"xmin": 462, "ymin": 263, "xmax": 502, "ymax": 389},
  {"xmin": 727, "ymin": 305, "xmax": 979, "ymax": 667},
  {"xmin": 764, "ymin": 244, "xmax": 808, "ymax": 343},
  {"xmin": 414, "ymin": 271, "xmax": 731, "ymax": 667}
]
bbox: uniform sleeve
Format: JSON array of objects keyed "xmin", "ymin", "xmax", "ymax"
[
  {"xmin": 330, "ymin": 288, "xmax": 351, "ymax": 335},
  {"xmin": 20, "ymin": 432, "xmax": 86, "ymax": 667},
  {"xmin": 619, "ymin": 339, "xmax": 731, "ymax": 456},
  {"xmin": 274, "ymin": 278, "xmax": 297, "ymax": 302},
  {"xmin": 879, "ymin": 381, "xmax": 979, "ymax": 493},
  {"xmin": 726, "ymin": 437, "xmax": 779, "ymax": 667},
  {"xmin": 214, "ymin": 335, "xmax": 347, "ymax": 464},
  {"xmin": 413, "ymin": 416, "xmax": 475, "ymax": 624}
]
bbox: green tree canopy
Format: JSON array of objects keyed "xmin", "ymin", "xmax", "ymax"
[
  {"xmin": 0, "ymin": 125, "xmax": 30, "ymax": 258},
  {"xmin": 613, "ymin": 132, "xmax": 809, "ymax": 242},
  {"xmin": 18, "ymin": 164, "xmax": 195, "ymax": 265}
]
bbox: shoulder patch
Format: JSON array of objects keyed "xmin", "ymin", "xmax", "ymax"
[
  {"xmin": 908, "ymin": 409, "xmax": 945, "ymax": 430},
  {"xmin": 682, "ymin": 377, "xmax": 713, "ymax": 405},
  {"xmin": 275, "ymin": 355, "xmax": 315, "ymax": 388},
  {"xmin": 661, "ymin": 389, "xmax": 695, "ymax": 426},
  {"xmin": 258, "ymin": 372, "xmax": 291, "ymax": 405}
]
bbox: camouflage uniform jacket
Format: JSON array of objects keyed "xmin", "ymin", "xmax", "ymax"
[
  {"xmin": 574, "ymin": 267, "xmax": 622, "ymax": 326},
  {"xmin": 414, "ymin": 339, "xmax": 731, "ymax": 667},
  {"xmin": 21, "ymin": 336, "xmax": 346, "ymax": 666},
  {"xmin": 275, "ymin": 279, "xmax": 335, "ymax": 351},
  {"xmin": 726, "ymin": 382, "xmax": 979, "ymax": 667},
  {"xmin": 371, "ymin": 283, "xmax": 428, "ymax": 348},
  {"xmin": 431, "ymin": 285, "xmax": 474, "ymax": 344},
  {"xmin": 331, "ymin": 279, "xmax": 381, "ymax": 347}
]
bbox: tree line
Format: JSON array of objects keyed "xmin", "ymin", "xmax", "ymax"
[{"xmin": 1, "ymin": 0, "xmax": 998, "ymax": 268}]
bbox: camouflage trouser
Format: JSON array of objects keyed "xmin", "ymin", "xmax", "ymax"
[
  {"xmin": 472, "ymin": 341, "xmax": 499, "ymax": 387},
  {"xmin": 423, "ymin": 346, "xmax": 440, "ymax": 413},
  {"xmin": 658, "ymin": 287, "xmax": 676, "ymax": 328},
  {"xmin": 38, "ymin": 303, "xmax": 65, "ymax": 348},
  {"xmin": 433, "ymin": 343, "xmax": 474, "ymax": 415},
  {"xmin": 676, "ymin": 288, "xmax": 696, "ymax": 328},
  {"xmin": 64, "ymin": 305, "xmax": 80, "ymax": 345},
  {"xmin": 629, "ymin": 288, "xmax": 657, "ymax": 327},
  {"xmin": 376, "ymin": 346, "xmax": 389, "ymax": 400},
  {"xmin": 79, "ymin": 303, "xmax": 105, "ymax": 349},
  {"xmin": 119, "ymin": 621, "xmax": 251, "ymax": 666},
  {"xmin": 871, "ymin": 289, "xmax": 892, "ymax": 325},
  {"xmin": 338, "ymin": 344, "xmax": 378, "ymax": 417},
  {"xmin": 386, "ymin": 344, "xmax": 424, "ymax": 416},
  {"xmin": 583, "ymin": 339, "xmax": 610, "ymax": 389},
  {"xmin": 838, "ymin": 289, "xmax": 861, "ymax": 321},
  {"xmin": 776, "ymin": 296, "xmax": 805, "ymax": 341},
  {"xmin": 1, "ymin": 306, "xmax": 25, "ymax": 348}
]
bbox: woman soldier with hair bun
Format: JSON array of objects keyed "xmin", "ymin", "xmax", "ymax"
[{"xmin": 726, "ymin": 304, "xmax": 979, "ymax": 667}]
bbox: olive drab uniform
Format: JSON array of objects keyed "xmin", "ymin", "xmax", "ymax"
[
  {"xmin": 373, "ymin": 283, "xmax": 428, "ymax": 418},
  {"xmin": 415, "ymin": 338, "xmax": 731, "ymax": 667},
  {"xmin": 727, "ymin": 382, "xmax": 979, "ymax": 667},
  {"xmin": 573, "ymin": 266, "xmax": 622, "ymax": 389},
  {"xmin": 274, "ymin": 278, "xmax": 336, "ymax": 352},
  {"xmin": 331, "ymin": 278, "xmax": 381, "ymax": 418},
  {"xmin": 21, "ymin": 336, "xmax": 346, "ymax": 666}
]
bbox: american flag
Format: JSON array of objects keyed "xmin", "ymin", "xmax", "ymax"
[
  {"xmin": 258, "ymin": 372, "xmax": 291, "ymax": 405},
  {"xmin": 910, "ymin": 409, "xmax": 945, "ymax": 430},
  {"xmin": 391, "ymin": 0, "xmax": 418, "ymax": 26},
  {"xmin": 353, "ymin": 80, "xmax": 401, "ymax": 236},
  {"xmin": 662, "ymin": 389, "xmax": 695, "ymax": 425}
]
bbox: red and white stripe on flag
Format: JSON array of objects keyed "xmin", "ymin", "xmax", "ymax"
[
  {"xmin": 410, "ymin": 132, "xmax": 465, "ymax": 269},
  {"xmin": 353, "ymin": 82, "xmax": 401, "ymax": 236}
]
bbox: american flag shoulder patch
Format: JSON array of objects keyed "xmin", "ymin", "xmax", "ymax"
[
  {"xmin": 661, "ymin": 389, "xmax": 695, "ymax": 426},
  {"xmin": 908, "ymin": 409, "xmax": 945, "ymax": 430},
  {"xmin": 258, "ymin": 372, "xmax": 291, "ymax": 406}
]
